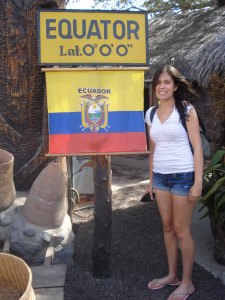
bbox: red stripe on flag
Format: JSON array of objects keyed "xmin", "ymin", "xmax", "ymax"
[{"xmin": 49, "ymin": 132, "xmax": 147, "ymax": 155}]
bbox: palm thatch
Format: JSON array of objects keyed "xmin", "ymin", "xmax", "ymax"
[
  {"xmin": 148, "ymin": 7, "xmax": 225, "ymax": 88},
  {"xmin": 189, "ymin": 33, "xmax": 225, "ymax": 87}
]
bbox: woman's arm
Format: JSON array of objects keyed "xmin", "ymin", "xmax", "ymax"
[
  {"xmin": 186, "ymin": 109, "xmax": 204, "ymax": 202},
  {"xmin": 148, "ymin": 124, "xmax": 156, "ymax": 200}
]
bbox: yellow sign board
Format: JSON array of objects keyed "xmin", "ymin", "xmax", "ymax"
[{"xmin": 37, "ymin": 9, "xmax": 149, "ymax": 66}]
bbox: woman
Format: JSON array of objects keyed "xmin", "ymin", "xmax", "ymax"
[{"xmin": 145, "ymin": 65, "xmax": 203, "ymax": 300}]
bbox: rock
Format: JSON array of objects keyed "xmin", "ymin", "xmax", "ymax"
[
  {"xmin": 9, "ymin": 210, "xmax": 74, "ymax": 265},
  {"xmin": 41, "ymin": 231, "xmax": 52, "ymax": 243},
  {"xmin": 21, "ymin": 163, "xmax": 68, "ymax": 228},
  {"xmin": 0, "ymin": 215, "xmax": 12, "ymax": 226},
  {"xmin": 23, "ymin": 228, "xmax": 36, "ymax": 237}
]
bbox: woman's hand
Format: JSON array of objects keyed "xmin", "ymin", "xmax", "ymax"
[{"xmin": 189, "ymin": 182, "xmax": 202, "ymax": 202}]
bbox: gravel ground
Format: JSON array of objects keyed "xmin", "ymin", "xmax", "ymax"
[{"xmin": 64, "ymin": 183, "xmax": 225, "ymax": 300}]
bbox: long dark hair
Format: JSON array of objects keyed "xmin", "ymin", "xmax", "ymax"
[{"xmin": 152, "ymin": 65, "xmax": 198, "ymax": 121}]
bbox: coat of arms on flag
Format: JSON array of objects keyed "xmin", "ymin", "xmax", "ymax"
[{"xmin": 80, "ymin": 94, "xmax": 110, "ymax": 133}]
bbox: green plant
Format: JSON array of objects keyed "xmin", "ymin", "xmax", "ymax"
[
  {"xmin": 199, "ymin": 149, "xmax": 225, "ymax": 265},
  {"xmin": 199, "ymin": 149, "xmax": 225, "ymax": 226}
]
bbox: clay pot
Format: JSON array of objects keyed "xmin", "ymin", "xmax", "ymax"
[
  {"xmin": 21, "ymin": 163, "xmax": 68, "ymax": 228},
  {"xmin": 0, "ymin": 149, "xmax": 16, "ymax": 211}
]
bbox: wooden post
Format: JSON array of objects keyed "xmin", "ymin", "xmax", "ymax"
[
  {"xmin": 66, "ymin": 157, "xmax": 73, "ymax": 220},
  {"xmin": 92, "ymin": 155, "xmax": 112, "ymax": 278}
]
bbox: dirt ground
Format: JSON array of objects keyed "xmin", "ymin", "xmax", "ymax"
[{"xmin": 64, "ymin": 183, "xmax": 225, "ymax": 300}]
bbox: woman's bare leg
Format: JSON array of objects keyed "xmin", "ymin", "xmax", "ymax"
[
  {"xmin": 148, "ymin": 189, "xmax": 179, "ymax": 288},
  {"xmin": 167, "ymin": 194, "xmax": 195, "ymax": 300}
]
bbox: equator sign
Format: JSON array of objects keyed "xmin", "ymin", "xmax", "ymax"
[{"xmin": 37, "ymin": 9, "xmax": 149, "ymax": 66}]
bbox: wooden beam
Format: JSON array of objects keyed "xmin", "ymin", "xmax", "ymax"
[
  {"xmin": 34, "ymin": 287, "xmax": 64, "ymax": 300},
  {"xmin": 31, "ymin": 265, "xmax": 67, "ymax": 289},
  {"xmin": 92, "ymin": 155, "xmax": 112, "ymax": 278},
  {"xmin": 46, "ymin": 151, "xmax": 149, "ymax": 157},
  {"xmin": 2, "ymin": 231, "xmax": 10, "ymax": 253},
  {"xmin": 66, "ymin": 156, "xmax": 74, "ymax": 220},
  {"xmin": 41, "ymin": 67, "xmax": 149, "ymax": 72}
]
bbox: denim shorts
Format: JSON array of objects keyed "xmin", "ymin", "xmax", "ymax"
[{"xmin": 152, "ymin": 172, "xmax": 194, "ymax": 196}]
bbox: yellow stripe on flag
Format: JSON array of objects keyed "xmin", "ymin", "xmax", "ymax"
[{"xmin": 46, "ymin": 70, "xmax": 144, "ymax": 113}]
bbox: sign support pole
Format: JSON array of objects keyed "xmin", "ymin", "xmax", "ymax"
[
  {"xmin": 66, "ymin": 156, "xmax": 74, "ymax": 220},
  {"xmin": 92, "ymin": 155, "xmax": 112, "ymax": 278}
]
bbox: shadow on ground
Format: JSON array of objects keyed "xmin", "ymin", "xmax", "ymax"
[{"xmin": 64, "ymin": 184, "xmax": 225, "ymax": 300}]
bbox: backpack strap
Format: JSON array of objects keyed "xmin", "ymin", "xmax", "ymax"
[
  {"xmin": 180, "ymin": 102, "xmax": 211, "ymax": 140},
  {"xmin": 179, "ymin": 101, "xmax": 194, "ymax": 154},
  {"xmin": 150, "ymin": 105, "xmax": 158, "ymax": 123},
  {"xmin": 180, "ymin": 102, "xmax": 212, "ymax": 156}
]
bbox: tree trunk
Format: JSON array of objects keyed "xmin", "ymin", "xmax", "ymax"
[
  {"xmin": 216, "ymin": 0, "xmax": 225, "ymax": 7},
  {"xmin": 214, "ymin": 224, "xmax": 225, "ymax": 265},
  {"xmin": 209, "ymin": 212, "xmax": 225, "ymax": 265},
  {"xmin": 92, "ymin": 156, "xmax": 112, "ymax": 278}
]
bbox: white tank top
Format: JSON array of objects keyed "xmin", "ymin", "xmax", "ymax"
[{"xmin": 145, "ymin": 106, "xmax": 194, "ymax": 174}]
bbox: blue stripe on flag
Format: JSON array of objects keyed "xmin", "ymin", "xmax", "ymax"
[{"xmin": 48, "ymin": 111, "xmax": 145, "ymax": 134}]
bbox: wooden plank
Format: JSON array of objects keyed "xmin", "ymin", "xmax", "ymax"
[
  {"xmin": 2, "ymin": 231, "xmax": 10, "ymax": 253},
  {"xmin": 45, "ymin": 151, "xmax": 149, "ymax": 157},
  {"xmin": 44, "ymin": 237, "xmax": 54, "ymax": 267},
  {"xmin": 42, "ymin": 67, "xmax": 149, "ymax": 72},
  {"xmin": 34, "ymin": 287, "xmax": 64, "ymax": 300},
  {"xmin": 31, "ymin": 264, "xmax": 67, "ymax": 288}
]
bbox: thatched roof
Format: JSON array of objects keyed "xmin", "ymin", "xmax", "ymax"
[{"xmin": 148, "ymin": 7, "xmax": 225, "ymax": 88}]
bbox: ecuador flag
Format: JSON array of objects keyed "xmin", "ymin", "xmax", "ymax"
[{"xmin": 46, "ymin": 70, "xmax": 147, "ymax": 155}]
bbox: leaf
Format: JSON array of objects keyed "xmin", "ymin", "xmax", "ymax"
[
  {"xmin": 198, "ymin": 201, "xmax": 207, "ymax": 210},
  {"xmin": 211, "ymin": 150, "xmax": 225, "ymax": 165},
  {"xmin": 199, "ymin": 209, "xmax": 209, "ymax": 219},
  {"xmin": 215, "ymin": 210, "xmax": 225, "ymax": 225},
  {"xmin": 215, "ymin": 192, "xmax": 225, "ymax": 210},
  {"xmin": 215, "ymin": 193, "xmax": 225, "ymax": 221},
  {"xmin": 203, "ymin": 164, "xmax": 223, "ymax": 176},
  {"xmin": 213, "ymin": 187, "xmax": 225, "ymax": 202},
  {"xmin": 201, "ymin": 177, "xmax": 225, "ymax": 201},
  {"xmin": 199, "ymin": 195, "xmax": 213, "ymax": 207}
]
